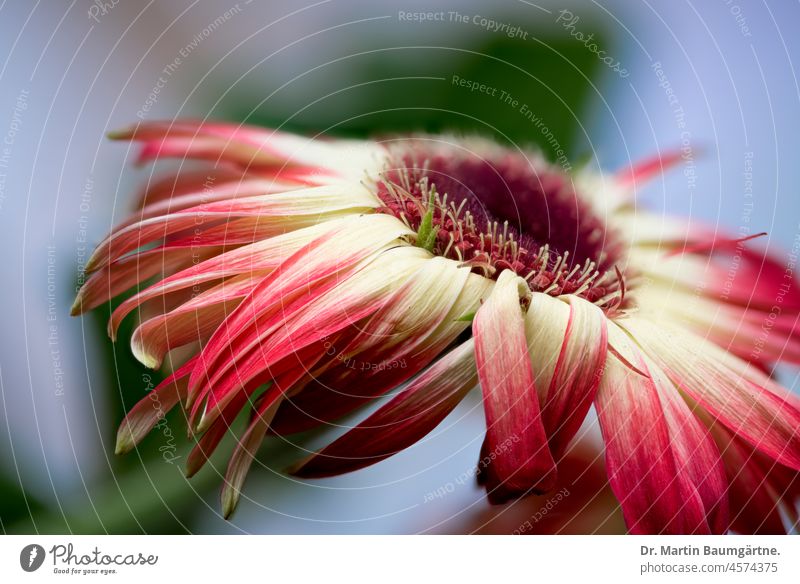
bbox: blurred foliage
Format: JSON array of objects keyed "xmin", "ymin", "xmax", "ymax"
[
  {"xmin": 230, "ymin": 34, "xmax": 602, "ymax": 163},
  {"xmin": 0, "ymin": 475, "xmax": 45, "ymax": 531}
]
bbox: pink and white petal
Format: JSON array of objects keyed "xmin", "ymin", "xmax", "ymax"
[
  {"xmin": 105, "ymin": 219, "xmax": 346, "ymax": 339},
  {"xmin": 121, "ymin": 177, "xmax": 299, "ymax": 228},
  {"xmin": 281, "ymin": 257, "xmax": 473, "ymax": 406},
  {"xmin": 190, "ymin": 334, "xmax": 331, "ymax": 478},
  {"xmin": 713, "ymin": 243, "xmax": 800, "ymax": 310},
  {"xmin": 196, "ymin": 247, "xmax": 426, "ymax": 418},
  {"xmin": 134, "ymin": 167, "xmax": 251, "ymax": 209},
  {"xmin": 596, "ymin": 322, "xmax": 728, "ymax": 534},
  {"xmin": 85, "ymin": 184, "xmax": 381, "ymax": 273},
  {"xmin": 215, "ymin": 343, "xmax": 328, "ymax": 512},
  {"xmin": 112, "ymin": 120, "xmax": 384, "ymax": 182},
  {"xmin": 71, "ymin": 245, "xmax": 218, "ymax": 316},
  {"xmin": 525, "ymin": 293, "xmax": 608, "ymax": 458},
  {"xmin": 474, "ymin": 270, "xmax": 556, "ymax": 502},
  {"xmin": 192, "ymin": 245, "xmax": 426, "ymax": 430},
  {"xmin": 629, "ymin": 226, "xmax": 800, "ymax": 312},
  {"xmin": 317, "ymin": 256, "xmax": 471, "ymax": 375},
  {"xmin": 130, "ymin": 275, "xmax": 255, "ymax": 368},
  {"xmin": 188, "ymin": 215, "xmax": 414, "ymax": 396},
  {"xmin": 268, "ymin": 272, "xmax": 491, "ymax": 436},
  {"xmin": 622, "ymin": 219, "xmax": 712, "ymax": 261},
  {"xmin": 626, "ymin": 319, "xmax": 800, "ymax": 471},
  {"xmin": 291, "ymin": 339, "xmax": 477, "ymax": 477},
  {"xmin": 636, "ymin": 285, "xmax": 800, "ymax": 365}
]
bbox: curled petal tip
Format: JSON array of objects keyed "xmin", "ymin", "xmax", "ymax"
[
  {"xmin": 195, "ymin": 412, "xmax": 214, "ymax": 435},
  {"xmin": 131, "ymin": 344, "xmax": 161, "ymax": 370},
  {"xmin": 84, "ymin": 253, "xmax": 101, "ymax": 274},
  {"xmin": 220, "ymin": 487, "xmax": 240, "ymax": 520},
  {"xmin": 107, "ymin": 127, "xmax": 135, "ymax": 140},
  {"xmin": 184, "ymin": 460, "xmax": 201, "ymax": 479},
  {"xmin": 114, "ymin": 433, "xmax": 133, "ymax": 456},
  {"xmin": 69, "ymin": 294, "xmax": 84, "ymax": 316}
]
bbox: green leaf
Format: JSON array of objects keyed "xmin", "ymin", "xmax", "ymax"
[{"xmin": 227, "ymin": 32, "xmax": 603, "ymax": 163}]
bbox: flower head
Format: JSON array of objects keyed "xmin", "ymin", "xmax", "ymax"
[{"xmin": 73, "ymin": 120, "xmax": 800, "ymax": 532}]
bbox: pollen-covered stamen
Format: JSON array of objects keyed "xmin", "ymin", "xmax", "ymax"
[{"xmin": 373, "ymin": 140, "xmax": 630, "ymax": 313}]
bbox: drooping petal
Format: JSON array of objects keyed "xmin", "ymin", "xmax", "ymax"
[
  {"xmin": 105, "ymin": 219, "xmax": 346, "ymax": 340},
  {"xmin": 595, "ymin": 321, "xmax": 728, "ymax": 534},
  {"xmin": 191, "ymin": 244, "xmax": 427, "ymax": 431},
  {"xmin": 268, "ymin": 271, "xmax": 491, "ymax": 435},
  {"xmin": 291, "ymin": 339, "xmax": 477, "ymax": 478},
  {"xmin": 473, "ymin": 270, "xmax": 556, "ymax": 502},
  {"xmin": 130, "ymin": 274, "xmax": 257, "ymax": 368},
  {"xmin": 184, "ymin": 390, "xmax": 248, "ymax": 479},
  {"xmin": 625, "ymin": 318, "xmax": 800, "ymax": 471},
  {"xmin": 218, "ymin": 340, "xmax": 330, "ymax": 517},
  {"xmin": 524, "ymin": 293, "xmax": 608, "ymax": 458},
  {"xmin": 85, "ymin": 184, "xmax": 380, "ymax": 273},
  {"xmin": 186, "ymin": 215, "xmax": 414, "ymax": 398},
  {"xmin": 71, "ymin": 245, "xmax": 218, "ymax": 316},
  {"xmin": 112, "ymin": 120, "xmax": 381, "ymax": 182},
  {"xmin": 187, "ymin": 341, "xmax": 327, "ymax": 479}
]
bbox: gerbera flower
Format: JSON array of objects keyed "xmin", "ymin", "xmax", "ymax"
[{"xmin": 72, "ymin": 120, "xmax": 800, "ymax": 533}]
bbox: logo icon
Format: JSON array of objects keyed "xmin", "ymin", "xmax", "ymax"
[{"xmin": 19, "ymin": 544, "xmax": 45, "ymax": 572}]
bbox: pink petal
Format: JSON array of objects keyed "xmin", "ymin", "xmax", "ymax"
[
  {"xmin": 473, "ymin": 271, "xmax": 556, "ymax": 502},
  {"xmin": 290, "ymin": 339, "xmax": 477, "ymax": 478},
  {"xmin": 112, "ymin": 120, "xmax": 338, "ymax": 168},
  {"xmin": 187, "ymin": 221, "xmax": 417, "ymax": 425},
  {"xmin": 596, "ymin": 324, "xmax": 728, "ymax": 534},
  {"xmin": 217, "ymin": 343, "xmax": 326, "ymax": 516},
  {"xmin": 85, "ymin": 184, "xmax": 378, "ymax": 273},
  {"xmin": 525, "ymin": 293, "xmax": 608, "ymax": 458},
  {"xmin": 130, "ymin": 276, "xmax": 254, "ymax": 368},
  {"xmin": 627, "ymin": 319, "xmax": 800, "ymax": 471},
  {"xmin": 185, "ymin": 390, "xmax": 249, "ymax": 478},
  {"xmin": 120, "ymin": 176, "xmax": 298, "ymax": 229},
  {"xmin": 268, "ymin": 259, "xmax": 483, "ymax": 433},
  {"xmin": 187, "ymin": 343, "xmax": 326, "ymax": 478},
  {"xmin": 71, "ymin": 245, "xmax": 216, "ymax": 316},
  {"xmin": 105, "ymin": 222, "xmax": 334, "ymax": 339},
  {"xmin": 134, "ymin": 167, "xmax": 252, "ymax": 209}
]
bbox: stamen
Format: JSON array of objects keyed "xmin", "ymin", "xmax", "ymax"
[{"xmin": 373, "ymin": 140, "xmax": 630, "ymax": 313}]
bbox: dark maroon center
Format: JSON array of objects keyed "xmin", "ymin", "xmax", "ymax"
[{"xmin": 375, "ymin": 138, "xmax": 627, "ymax": 311}]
